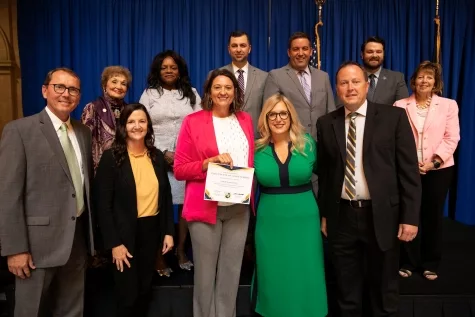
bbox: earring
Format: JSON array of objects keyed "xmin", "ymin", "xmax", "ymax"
[
  {"xmin": 208, "ymin": 96, "xmax": 213, "ymax": 109},
  {"xmin": 232, "ymin": 99, "xmax": 236, "ymax": 112}
]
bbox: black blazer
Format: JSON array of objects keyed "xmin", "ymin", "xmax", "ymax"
[
  {"xmin": 93, "ymin": 148, "xmax": 174, "ymax": 253},
  {"xmin": 316, "ymin": 102, "xmax": 421, "ymax": 251}
]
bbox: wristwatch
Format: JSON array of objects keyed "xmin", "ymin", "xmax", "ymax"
[{"xmin": 432, "ymin": 160, "xmax": 441, "ymax": 169}]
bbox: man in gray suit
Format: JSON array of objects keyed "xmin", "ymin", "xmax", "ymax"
[
  {"xmin": 361, "ymin": 36, "xmax": 409, "ymax": 105},
  {"xmin": 0, "ymin": 68, "xmax": 94, "ymax": 317},
  {"xmin": 219, "ymin": 30, "xmax": 268, "ymax": 135},
  {"xmin": 264, "ymin": 31, "xmax": 336, "ymax": 139}
]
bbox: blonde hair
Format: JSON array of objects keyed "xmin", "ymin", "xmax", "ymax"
[{"xmin": 255, "ymin": 93, "xmax": 308, "ymax": 154}]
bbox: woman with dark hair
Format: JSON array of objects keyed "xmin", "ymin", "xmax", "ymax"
[
  {"xmin": 394, "ymin": 61, "xmax": 460, "ymax": 280},
  {"xmin": 82, "ymin": 66, "xmax": 132, "ymax": 172},
  {"xmin": 139, "ymin": 50, "xmax": 200, "ymax": 276},
  {"xmin": 174, "ymin": 69, "xmax": 254, "ymax": 317},
  {"xmin": 94, "ymin": 103, "xmax": 175, "ymax": 316}
]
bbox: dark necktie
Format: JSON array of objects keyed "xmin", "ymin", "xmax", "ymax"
[
  {"xmin": 344, "ymin": 112, "xmax": 358, "ymax": 200},
  {"xmin": 237, "ymin": 69, "xmax": 245, "ymax": 104},
  {"xmin": 368, "ymin": 74, "xmax": 376, "ymax": 101}
]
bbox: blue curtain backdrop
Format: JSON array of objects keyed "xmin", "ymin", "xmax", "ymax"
[{"xmin": 17, "ymin": 0, "xmax": 475, "ymax": 225}]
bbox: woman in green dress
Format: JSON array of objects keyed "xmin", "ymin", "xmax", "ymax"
[{"xmin": 252, "ymin": 94, "xmax": 327, "ymax": 317}]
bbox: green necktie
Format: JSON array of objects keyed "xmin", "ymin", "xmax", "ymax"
[{"xmin": 59, "ymin": 123, "xmax": 84, "ymax": 216}]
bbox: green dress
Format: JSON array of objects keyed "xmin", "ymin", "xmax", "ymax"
[{"xmin": 253, "ymin": 135, "xmax": 328, "ymax": 317}]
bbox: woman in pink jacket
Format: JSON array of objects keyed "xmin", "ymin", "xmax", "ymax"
[
  {"xmin": 394, "ymin": 61, "xmax": 460, "ymax": 281},
  {"xmin": 174, "ymin": 69, "xmax": 254, "ymax": 317}
]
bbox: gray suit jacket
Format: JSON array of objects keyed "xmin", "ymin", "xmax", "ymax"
[
  {"xmin": 220, "ymin": 64, "xmax": 268, "ymax": 135},
  {"xmin": 0, "ymin": 109, "xmax": 94, "ymax": 268},
  {"xmin": 264, "ymin": 64, "xmax": 336, "ymax": 139},
  {"xmin": 371, "ymin": 68, "xmax": 409, "ymax": 105}
]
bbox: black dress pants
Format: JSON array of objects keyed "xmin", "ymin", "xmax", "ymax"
[
  {"xmin": 330, "ymin": 203, "xmax": 400, "ymax": 317},
  {"xmin": 113, "ymin": 215, "xmax": 160, "ymax": 317},
  {"xmin": 400, "ymin": 166, "xmax": 454, "ymax": 272}
]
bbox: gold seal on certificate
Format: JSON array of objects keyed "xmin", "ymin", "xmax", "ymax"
[{"xmin": 204, "ymin": 163, "xmax": 255, "ymax": 204}]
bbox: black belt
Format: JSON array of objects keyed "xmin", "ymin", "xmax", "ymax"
[
  {"xmin": 341, "ymin": 199, "xmax": 372, "ymax": 208},
  {"xmin": 260, "ymin": 183, "xmax": 312, "ymax": 195}
]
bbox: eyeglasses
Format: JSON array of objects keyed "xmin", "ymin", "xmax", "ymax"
[
  {"xmin": 267, "ymin": 111, "xmax": 290, "ymax": 121},
  {"xmin": 47, "ymin": 84, "xmax": 81, "ymax": 97}
]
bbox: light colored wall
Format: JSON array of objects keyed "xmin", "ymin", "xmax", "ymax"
[{"xmin": 0, "ymin": 0, "xmax": 22, "ymax": 135}]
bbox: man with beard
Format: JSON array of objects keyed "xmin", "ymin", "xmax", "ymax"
[
  {"xmin": 218, "ymin": 30, "xmax": 268, "ymax": 135},
  {"xmin": 360, "ymin": 36, "xmax": 409, "ymax": 105}
]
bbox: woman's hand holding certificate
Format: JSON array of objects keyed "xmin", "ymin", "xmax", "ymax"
[
  {"xmin": 204, "ymin": 163, "xmax": 254, "ymax": 204},
  {"xmin": 202, "ymin": 153, "xmax": 233, "ymax": 171}
]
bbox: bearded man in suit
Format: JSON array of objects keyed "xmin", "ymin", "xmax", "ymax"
[{"xmin": 360, "ymin": 36, "xmax": 409, "ymax": 105}]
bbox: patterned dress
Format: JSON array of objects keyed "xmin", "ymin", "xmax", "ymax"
[
  {"xmin": 139, "ymin": 88, "xmax": 201, "ymax": 204},
  {"xmin": 81, "ymin": 95, "xmax": 126, "ymax": 173}
]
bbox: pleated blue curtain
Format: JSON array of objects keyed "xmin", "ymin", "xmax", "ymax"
[{"xmin": 17, "ymin": 0, "xmax": 475, "ymax": 224}]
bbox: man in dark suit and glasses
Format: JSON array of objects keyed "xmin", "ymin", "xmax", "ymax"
[
  {"xmin": 317, "ymin": 61, "xmax": 421, "ymax": 317},
  {"xmin": 0, "ymin": 68, "xmax": 94, "ymax": 317}
]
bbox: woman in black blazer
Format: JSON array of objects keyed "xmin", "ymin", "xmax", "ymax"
[{"xmin": 94, "ymin": 103, "xmax": 174, "ymax": 317}]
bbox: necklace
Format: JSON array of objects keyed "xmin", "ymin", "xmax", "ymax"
[{"xmin": 416, "ymin": 96, "xmax": 432, "ymax": 110}]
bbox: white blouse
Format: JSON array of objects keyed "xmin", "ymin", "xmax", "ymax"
[
  {"xmin": 416, "ymin": 107, "xmax": 429, "ymax": 162},
  {"xmin": 213, "ymin": 114, "xmax": 249, "ymax": 168},
  {"xmin": 139, "ymin": 87, "xmax": 201, "ymax": 204},
  {"xmin": 212, "ymin": 114, "xmax": 250, "ymax": 207}
]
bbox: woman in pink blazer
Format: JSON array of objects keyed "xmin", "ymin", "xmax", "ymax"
[
  {"xmin": 174, "ymin": 69, "xmax": 255, "ymax": 317},
  {"xmin": 394, "ymin": 61, "xmax": 460, "ymax": 281}
]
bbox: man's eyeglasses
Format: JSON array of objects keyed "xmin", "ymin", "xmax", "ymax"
[
  {"xmin": 267, "ymin": 111, "xmax": 290, "ymax": 121},
  {"xmin": 47, "ymin": 84, "xmax": 81, "ymax": 97}
]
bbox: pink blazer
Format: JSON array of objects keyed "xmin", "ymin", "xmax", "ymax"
[
  {"xmin": 393, "ymin": 94, "xmax": 460, "ymax": 168},
  {"xmin": 174, "ymin": 110, "xmax": 255, "ymax": 224}
]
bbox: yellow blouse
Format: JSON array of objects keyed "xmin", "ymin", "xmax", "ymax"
[{"xmin": 128, "ymin": 150, "xmax": 159, "ymax": 218}]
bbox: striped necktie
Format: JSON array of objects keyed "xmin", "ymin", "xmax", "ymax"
[
  {"xmin": 237, "ymin": 69, "xmax": 245, "ymax": 104},
  {"xmin": 59, "ymin": 123, "xmax": 84, "ymax": 216},
  {"xmin": 344, "ymin": 112, "xmax": 358, "ymax": 200},
  {"xmin": 299, "ymin": 71, "xmax": 311, "ymax": 103}
]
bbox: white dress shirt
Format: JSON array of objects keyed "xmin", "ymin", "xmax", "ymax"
[
  {"xmin": 45, "ymin": 106, "xmax": 84, "ymax": 185},
  {"xmin": 232, "ymin": 62, "xmax": 249, "ymax": 91},
  {"xmin": 341, "ymin": 101, "xmax": 371, "ymax": 200}
]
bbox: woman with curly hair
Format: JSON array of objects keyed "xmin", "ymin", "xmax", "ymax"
[{"xmin": 139, "ymin": 50, "xmax": 200, "ymax": 276}]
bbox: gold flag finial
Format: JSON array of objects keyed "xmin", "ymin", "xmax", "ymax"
[{"xmin": 314, "ymin": 0, "xmax": 326, "ymax": 70}]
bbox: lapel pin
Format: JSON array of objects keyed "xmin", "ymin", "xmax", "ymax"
[{"xmin": 102, "ymin": 108, "xmax": 107, "ymax": 113}]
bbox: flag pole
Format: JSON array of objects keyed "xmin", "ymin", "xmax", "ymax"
[
  {"xmin": 434, "ymin": 0, "xmax": 441, "ymax": 64},
  {"xmin": 314, "ymin": 0, "xmax": 326, "ymax": 70}
]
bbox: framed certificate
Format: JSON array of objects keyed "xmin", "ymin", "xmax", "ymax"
[{"xmin": 204, "ymin": 163, "xmax": 255, "ymax": 204}]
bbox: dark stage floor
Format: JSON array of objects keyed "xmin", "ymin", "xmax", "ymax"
[
  {"xmin": 81, "ymin": 218, "xmax": 475, "ymax": 317},
  {"xmin": 2, "ymin": 218, "xmax": 473, "ymax": 317}
]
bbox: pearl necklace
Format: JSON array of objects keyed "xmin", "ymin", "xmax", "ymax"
[{"xmin": 416, "ymin": 96, "xmax": 432, "ymax": 110}]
